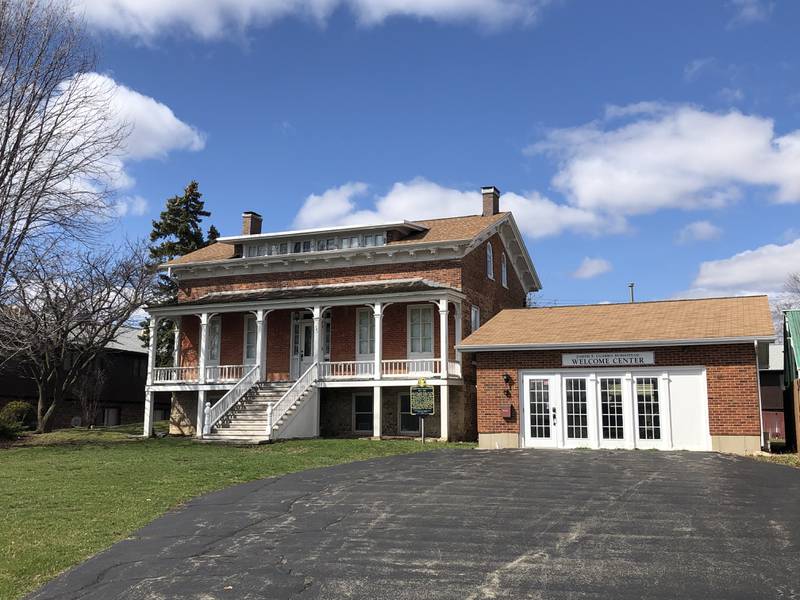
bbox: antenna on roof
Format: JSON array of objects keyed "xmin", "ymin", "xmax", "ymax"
[{"xmin": 628, "ymin": 282, "xmax": 635, "ymax": 303}]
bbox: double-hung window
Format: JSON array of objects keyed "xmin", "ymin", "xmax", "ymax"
[
  {"xmin": 356, "ymin": 308, "xmax": 375, "ymax": 358},
  {"xmin": 399, "ymin": 393, "xmax": 420, "ymax": 434},
  {"xmin": 353, "ymin": 394, "xmax": 373, "ymax": 434},
  {"xmin": 471, "ymin": 306, "xmax": 480, "ymax": 332},
  {"xmin": 408, "ymin": 306, "xmax": 434, "ymax": 356}
]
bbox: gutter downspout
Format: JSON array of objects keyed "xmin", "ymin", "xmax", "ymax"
[{"xmin": 755, "ymin": 339, "xmax": 765, "ymax": 451}]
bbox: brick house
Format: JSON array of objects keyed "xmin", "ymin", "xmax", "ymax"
[
  {"xmin": 458, "ymin": 296, "xmax": 775, "ymax": 454},
  {"xmin": 143, "ymin": 186, "xmax": 539, "ymax": 442}
]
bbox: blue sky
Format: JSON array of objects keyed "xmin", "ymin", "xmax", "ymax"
[{"xmin": 79, "ymin": 0, "xmax": 800, "ymax": 306}]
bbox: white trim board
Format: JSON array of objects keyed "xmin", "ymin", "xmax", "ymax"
[{"xmin": 458, "ymin": 337, "xmax": 774, "ymax": 352}]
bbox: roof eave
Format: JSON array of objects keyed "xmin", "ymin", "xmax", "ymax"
[{"xmin": 457, "ymin": 335, "xmax": 776, "ymax": 352}]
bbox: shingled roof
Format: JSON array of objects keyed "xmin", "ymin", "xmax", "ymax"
[
  {"xmin": 459, "ymin": 295, "xmax": 775, "ymax": 350},
  {"xmin": 167, "ymin": 212, "xmax": 508, "ymax": 266}
]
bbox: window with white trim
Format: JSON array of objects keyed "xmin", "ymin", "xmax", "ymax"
[
  {"xmin": 470, "ymin": 306, "xmax": 480, "ymax": 332},
  {"xmin": 408, "ymin": 306, "xmax": 434, "ymax": 356},
  {"xmin": 356, "ymin": 308, "xmax": 375, "ymax": 357},
  {"xmin": 501, "ymin": 252, "xmax": 508, "ymax": 288},
  {"xmin": 399, "ymin": 393, "xmax": 420, "ymax": 434},
  {"xmin": 207, "ymin": 316, "xmax": 221, "ymax": 364},
  {"xmin": 243, "ymin": 315, "xmax": 257, "ymax": 364},
  {"xmin": 353, "ymin": 393, "xmax": 373, "ymax": 434},
  {"xmin": 486, "ymin": 242, "xmax": 494, "ymax": 280}
]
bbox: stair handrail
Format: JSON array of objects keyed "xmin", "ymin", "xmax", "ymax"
[
  {"xmin": 203, "ymin": 364, "xmax": 260, "ymax": 436},
  {"xmin": 267, "ymin": 362, "xmax": 318, "ymax": 436}
]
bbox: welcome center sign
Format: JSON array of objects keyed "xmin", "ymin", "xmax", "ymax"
[{"xmin": 562, "ymin": 351, "xmax": 655, "ymax": 367}]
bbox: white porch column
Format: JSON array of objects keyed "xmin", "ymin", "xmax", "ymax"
[
  {"xmin": 196, "ymin": 390, "xmax": 206, "ymax": 438},
  {"xmin": 438, "ymin": 298, "xmax": 449, "ymax": 378},
  {"xmin": 312, "ymin": 306, "xmax": 322, "ymax": 365},
  {"xmin": 454, "ymin": 302, "xmax": 463, "ymax": 368},
  {"xmin": 198, "ymin": 313, "xmax": 209, "ymax": 384},
  {"xmin": 439, "ymin": 385, "xmax": 449, "ymax": 442},
  {"xmin": 143, "ymin": 391, "xmax": 154, "ymax": 437},
  {"xmin": 373, "ymin": 385, "xmax": 382, "ymax": 440},
  {"xmin": 373, "ymin": 302, "xmax": 383, "ymax": 380},
  {"xmin": 172, "ymin": 319, "xmax": 181, "ymax": 367},
  {"xmin": 146, "ymin": 317, "xmax": 159, "ymax": 386},
  {"xmin": 255, "ymin": 309, "xmax": 265, "ymax": 379}
]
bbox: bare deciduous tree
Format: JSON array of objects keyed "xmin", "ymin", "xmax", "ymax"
[
  {"xmin": 0, "ymin": 244, "xmax": 153, "ymax": 432},
  {"xmin": 73, "ymin": 354, "xmax": 107, "ymax": 427},
  {"xmin": 0, "ymin": 0, "xmax": 127, "ymax": 296}
]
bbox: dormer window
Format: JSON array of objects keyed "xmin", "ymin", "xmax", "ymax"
[
  {"xmin": 341, "ymin": 236, "xmax": 360, "ymax": 249},
  {"xmin": 486, "ymin": 242, "xmax": 494, "ymax": 280}
]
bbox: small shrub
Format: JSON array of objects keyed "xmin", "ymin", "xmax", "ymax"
[
  {"xmin": 0, "ymin": 420, "xmax": 22, "ymax": 440},
  {"xmin": 0, "ymin": 400, "xmax": 34, "ymax": 428}
]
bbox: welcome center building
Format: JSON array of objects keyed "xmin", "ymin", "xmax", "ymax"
[{"xmin": 459, "ymin": 295, "xmax": 775, "ymax": 454}]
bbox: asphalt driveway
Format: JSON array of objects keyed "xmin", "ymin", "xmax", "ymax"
[{"xmin": 28, "ymin": 449, "xmax": 800, "ymax": 599}]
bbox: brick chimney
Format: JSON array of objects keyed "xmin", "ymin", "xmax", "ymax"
[
  {"xmin": 241, "ymin": 211, "xmax": 262, "ymax": 235},
  {"xmin": 481, "ymin": 186, "xmax": 500, "ymax": 217}
]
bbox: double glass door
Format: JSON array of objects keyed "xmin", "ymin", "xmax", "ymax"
[{"xmin": 522, "ymin": 372, "xmax": 669, "ymax": 450}]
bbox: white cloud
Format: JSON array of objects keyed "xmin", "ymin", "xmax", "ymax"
[
  {"xmin": 87, "ymin": 74, "xmax": 206, "ymax": 161},
  {"xmin": 687, "ymin": 238, "xmax": 800, "ymax": 296},
  {"xmin": 684, "ymin": 57, "xmax": 715, "ymax": 82},
  {"xmin": 727, "ymin": 0, "xmax": 773, "ymax": 26},
  {"xmin": 718, "ymin": 87, "xmax": 744, "ymax": 103},
  {"xmin": 528, "ymin": 104, "xmax": 800, "ymax": 218},
  {"xmin": 677, "ymin": 220, "xmax": 722, "ymax": 244},
  {"xmin": 75, "ymin": 0, "xmax": 551, "ymax": 39},
  {"xmin": 114, "ymin": 195, "xmax": 149, "ymax": 217},
  {"xmin": 292, "ymin": 178, "xmax": 619, "ymax": 238},
  {"xmin": 572, "ymin": 257, "xmax": 612, "ymax": 280},
  {"xmin": 293, "ymin": 182, "xmax": 369, "ymax": 228},
  {"xmin": 70, "ymin": 73, "xmax": 204, "ymax": 194}
]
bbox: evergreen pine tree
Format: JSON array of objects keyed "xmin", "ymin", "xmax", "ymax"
[{"xmin": 140, "ymin": 181, "xmax": 218, "ymax": 364}]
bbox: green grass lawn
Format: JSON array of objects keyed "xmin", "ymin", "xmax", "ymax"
[{"xmin": 0, "ymin": 424, "xmax": 470, "ymax": 600}]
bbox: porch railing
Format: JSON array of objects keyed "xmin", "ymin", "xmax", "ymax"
[
  {"xmin": 151, "ymin": 364, "xmax": 247, "ymax": 384},
  {"xmin": 205, "ymin": 364, "xmax": 246, "ymax": 382},
  {"xmin": 152, "ymin": 366, "xmax": 199, "ymax": 383},
  {"xmin": 448, "ymin": 360, "xmax": 462, "ymax": 378},
  {"xmin": 319, "ymin": 361, "xmax": 375, "ymax": 379},
  {"xmin": 267, "ymin": 362, "xmax": 318, "ymax": 436},
  {"xmin": 381, "ymin": 358, "xmax": 440, "ymax": 377},
  {"xmin": 202, "ymin": 364, "xmax": 260, "ymax": 436}
]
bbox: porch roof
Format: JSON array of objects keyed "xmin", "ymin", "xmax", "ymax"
[{"xmin": 150, "ymin": 278, "xmax": 462, "ymax": 311}]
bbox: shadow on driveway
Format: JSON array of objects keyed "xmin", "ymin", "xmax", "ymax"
[{"xmin": 28, "ymin": 449, "xmax": 800, "ymax": 599}]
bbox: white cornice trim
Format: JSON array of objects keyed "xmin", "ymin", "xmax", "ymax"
[
  {"xmin": 167, "ymin": 239, "xmax": 472, "ymax": 280},
  {"xmin": 456, "ymin": 336, "xmax": 775, "ymax": 352},
  {"xmin": 216, "ymin": 220, "xmax": 428, "ymax": 243}
]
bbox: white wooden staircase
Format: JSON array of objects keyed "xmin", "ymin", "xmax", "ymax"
[
  {"xmin": 202, "ymin": 363, "xmax": 319, "ymax": 444},
  {"xmin": 203, "ymin": 381, "xmax": 293, "ymax": 443}
]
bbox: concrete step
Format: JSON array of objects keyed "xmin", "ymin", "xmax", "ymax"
[{"xmin": 200, "ymin": 436, "xmax": 269, "ymax": 444}]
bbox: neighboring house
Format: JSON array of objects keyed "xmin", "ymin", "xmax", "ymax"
[
  {"xmin": 783, "ymin": 310, "xmax": 800, "ymax": 452},
  {"xmin": 0, "ymin": 326, "xmax": 162, "ymax": 428},
  {"xmin": 759, "ymin": 343, "xmax": 785, "ymax": 442},
  {"xmin": 458, "ymin": 296, "xmax": 775, "ymax": 455},
  {"xmin": 143, "ymin": 187, "xmax": 539, "ymax": 442}
]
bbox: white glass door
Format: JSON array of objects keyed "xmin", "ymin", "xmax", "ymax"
[
  {"xmin": 596, "ymin": 376, "xmax": 632, "ymax": 449},
  {"xmin": 633, "ymin": 376, "xmax": 668, "ymax": 449},
  {"xmin": 298, "ymin": 321, "xmax": 315, "ymax": 375},
  {"xmin": 561, "ymin": 376, "xmax": 598, "ymax": 448},
  {"xmin": 523, "ymin": 375, "xmax": 560, "ymax": 448}
]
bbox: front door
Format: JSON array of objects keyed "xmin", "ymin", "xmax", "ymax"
[
  {"xmin": 522, "ymin": 375, "xmax": 560, "ymax": 448},
  {"xmin": 297, "ymin": 321, "xmax": 315, "ymax": 376}
]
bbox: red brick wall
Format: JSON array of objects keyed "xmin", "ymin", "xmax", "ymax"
[
  {"xmin": 266, "ymin": 310, "xmax": 291, "ymax": 381},
  {"xmin": 459, "ymin": 233, "xmax": 529, "ymax": 441},
  {"xmin": 475, "ymin": 344, "xmax": 760, "ymax": 437},
  {"xmin": 178, "ymin": 260, "xmax": 462, "ymax": 301}
]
